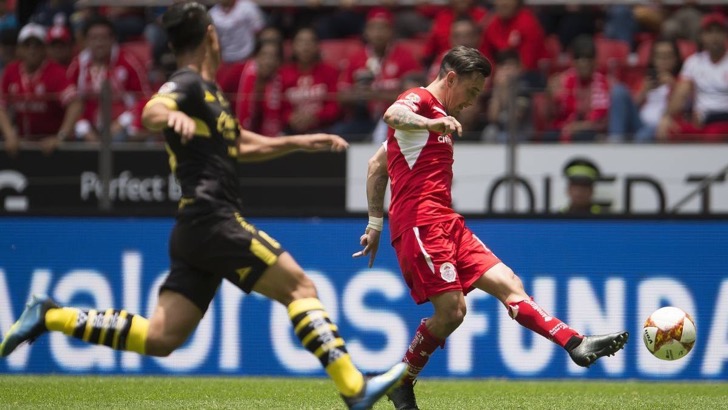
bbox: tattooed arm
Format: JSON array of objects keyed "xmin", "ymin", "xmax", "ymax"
[
  {"xmin": 383, "ymin": 104, "xmax": 463, "ymax": 136},
  {"xmin": 366, "ymin": 145, "xmax": 388, "ymax": 218},
  {"xmin": 353, "ymin": 145, "xmax": 388, "ymax": 267}
]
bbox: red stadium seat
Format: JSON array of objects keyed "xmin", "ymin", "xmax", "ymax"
[
  {"xmin": 319, "ymin": 39, "xmax": 365, "ymax": 70},
  {"xmin": 538, "ymin": 35, "xmax": 569, "ymax": 75},
  {"xmin": 396, "ymin": 38, "xmax": 426, "ymax": 62},
  {"xmin": 121, "ymin": 40, "xmax": 152, "ymax": 67},
  {"xmin": 595, "ymin": 37, "xmax": 630, "ymax": 70}
]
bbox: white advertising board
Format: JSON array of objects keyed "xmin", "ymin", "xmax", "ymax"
[{"xmin": 347, "ymin": 144, "xmax": 728, "ymax": 214}]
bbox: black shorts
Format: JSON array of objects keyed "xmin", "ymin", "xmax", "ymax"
[{"xmin": 161, "ymin": 210, "xmax": 286, "ymax": 313}]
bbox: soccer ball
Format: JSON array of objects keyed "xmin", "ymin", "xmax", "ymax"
[{"xmin": 642, "ymin": 306, "xmax": 696, "ymax": 361}]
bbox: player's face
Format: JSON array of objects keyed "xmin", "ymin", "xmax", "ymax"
[{"xmin": 446, "ymin": 71, "xmax": 485, "ymax": 116}]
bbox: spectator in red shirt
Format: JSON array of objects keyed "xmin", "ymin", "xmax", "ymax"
[
  {"xmin": 46, "ymin": 24, "xmax": 74, "ymax": 68},
  {"xmin": 422, "ymin": 0, "xmax": 487, "ymax": 66},
  {"xmin": 67, "ymin": 15, "xmax": 151, "ymax": 142},
  {"xmin": 479, "ymin": 0, "xmax": 546, "ymax": 84},
  {"xmin": 280, "ymin": 27, "xmax": 340, "ymax": 134},
  {"xmin": 427, "ymin": 16, "xmax": 481, "ymax": 81},
  {"xmin": 546, "ymin": 35, "xmax": 610, "ymax": 142},
  {"xmin": 334, "ymin": 8, "xmax": 421, "ymax": 141},
  {"xmin": 0, "ymin": 23, "xmax": 82, "ymax": 156},
  {"xmin": 235, "ymin": 39, "xmax": 284, "ymax": 137}
]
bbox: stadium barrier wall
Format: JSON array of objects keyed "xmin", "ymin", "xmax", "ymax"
[{"xmin": 1, "ymin": 217, "xmax": 727, "ymax": 379}]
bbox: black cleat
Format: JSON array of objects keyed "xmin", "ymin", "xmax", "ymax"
[
  {"xmin": 386, "ymin": 382, "xmax": 419, "ymax": 410},
  {"xmin": 343, "ymin": 362, "xmax": 407, "ymax": 410},
  {"xmin": 568, "ymin": 331, "xmax": 629, "ymax": 368}
]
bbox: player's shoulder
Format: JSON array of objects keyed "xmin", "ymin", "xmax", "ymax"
[
  {"xmin": 398, "ymin": 87, "xmax": 436, "ymax": 105},
  {"xmin": 166, "ymin": 69, "xmax": 204, "ymax": 90}
]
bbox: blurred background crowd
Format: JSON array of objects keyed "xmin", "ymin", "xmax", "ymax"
[{"xmin": 1, "ymin": 0, "xmax": 728, "ymax": 154}]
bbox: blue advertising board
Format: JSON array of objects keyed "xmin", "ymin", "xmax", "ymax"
[{"xmin": 1, "ymin": 217, "xmax": 727, "ymax": 379}]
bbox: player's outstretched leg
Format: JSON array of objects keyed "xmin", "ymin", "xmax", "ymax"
[
  {"xmin": 568, "ymin": 331, "xmax": 630, "ymax": 368},
  {"xmin": 0, "ymin": 294, "xmax": 150, "ymax": 358},
  {"xmin": 0, "ymin": 295, "xmax": 57, "ymax": 357}
]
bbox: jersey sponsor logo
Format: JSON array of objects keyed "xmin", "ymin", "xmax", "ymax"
[
  {"xmin": 404, "ymin": 92, "xmax": 421, "ymax": 103},
  {"xmin": 440, "ymin": 262, "xmax": 457, "ymax": 283},
  {"xmin": 438, "ymin": 135, "xmax": 453, "ymax": 145}
]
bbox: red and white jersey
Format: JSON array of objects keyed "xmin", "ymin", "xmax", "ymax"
[
  {"xmin": 386, "ymin": 87, "xmax": 460, "ymax": 241},
  {"xmin": 0, "ymin": 60, "xmax": 77, "ymax": 139},
  {"xmin": 280, "ymin": 61, "xmax": 341, "ymax": 131},
  {"xmin": 67, "ymin": 45, "xmax": 150, "ymax": 128}
]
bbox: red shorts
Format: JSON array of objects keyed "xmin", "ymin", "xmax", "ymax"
[{"xmin": 392, "ymin": 217, "xmax": 501, "ymax": 305}]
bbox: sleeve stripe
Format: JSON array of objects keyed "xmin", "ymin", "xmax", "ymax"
[{"xmin": 145, "ymin": 95, "xmax": 178, "ymax": 111}]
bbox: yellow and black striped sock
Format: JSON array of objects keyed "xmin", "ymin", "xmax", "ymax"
[
  {"xmin": 288, "ymin": 298, "xmax": 364, "ymax": 397},
  {"xmin": 44, "ymin": 307, "xmax": 149, "ymax": 354}
]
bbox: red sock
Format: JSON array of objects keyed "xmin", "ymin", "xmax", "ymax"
[
  {"xmin": 507, "ymin": 298, "xmax": 581, "ymax": 348},
  {"xmin": 401, "ymin": 319, "xmax": 445, "ymax": 385}
]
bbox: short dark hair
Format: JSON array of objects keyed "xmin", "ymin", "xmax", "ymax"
[
  {"xmin": 570, "ymin": 35, "xmax": 596, "ymax": 60},
  {"xmin": 82, "ymin": 15, "xmax": 115, "ymax": 38},
  {"xmin": 438, "ymin": 45, "xmax": 492, "ymax": 79},
  {"xmin": 162, "ymin": 1, "xmax": 212, "ymax": 55}
]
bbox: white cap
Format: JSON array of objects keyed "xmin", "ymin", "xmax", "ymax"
[{"xmin": 18, "ymin": 23, "xmax": 48, "ymax": 44}]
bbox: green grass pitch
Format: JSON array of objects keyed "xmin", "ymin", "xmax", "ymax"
[{"xmin": 0, "ymin": 376, "xmax": 726, "ymax": 409}]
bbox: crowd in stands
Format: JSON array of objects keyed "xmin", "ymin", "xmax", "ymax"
[{"xmin": 1, "ymin": 0, "xmax": 728, "ymax": 154}]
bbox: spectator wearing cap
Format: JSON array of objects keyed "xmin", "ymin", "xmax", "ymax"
[
  {"xmin": 46, "ymin": 24, "xmax": 73, "ymax": 68},
  {"xmin": 334, "ymin": 8, "xmax": 421, "ymax": 141},
  {"xmin": 0, "ymin": 23, "xmax": 82, "ymax": 156},
  {"xmin": 657, "ymin": 13, "xmax": 728, "ymax": 142},
  {"xmin": 560, "ymin": 158, "xmax": 605, "ymax": 214},
  {"xmin": 67, "ymin": 15, "xmax": 150, "ymax": 142}
]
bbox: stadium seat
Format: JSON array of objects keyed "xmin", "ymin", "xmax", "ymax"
[
  {"xmin": 319, "ymin": 39, "xmax": 365, "ymax": 70},
  {"xmin": 396, "ymin": 38, "xmax": 426, "ymax": 62},
  {"xmin": 595, "ymin": 37, "xmax": 630, "ymax": 70},
  {"xmin": 530, "ymin": 91, "xmax": 551, "ymax": 136},
  {"xmin": 538, "ymin": 35, "xmax": 569, "ymax": 75},
  {"xmin": 121, "ymin": 40, "xmax": 152, "ymax": 67}
]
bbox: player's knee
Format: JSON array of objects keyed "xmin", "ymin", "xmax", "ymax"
[
  {"xmin": 290, "ymin": 271, "xmax": 317, "ymax": 300},
  {"xmin": 442, "ymin": 303, "xmax": 467, "ymax": 330},
  {"xmin": 145, "ymin": 332, "xmax": 185, "ymax": 357}
]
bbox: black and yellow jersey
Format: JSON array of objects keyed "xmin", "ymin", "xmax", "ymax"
[{"xmin": 146, "ymin": 68, "xmax": 242, "ymax": 218}]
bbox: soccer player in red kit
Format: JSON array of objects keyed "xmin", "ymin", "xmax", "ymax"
[
  {"xmin": 0, "ymin": 23, "xmax": 82, "ymax": 156},
  {"xmin": 354, "ymin": 46, "xmax": 629, "ymax": 410}
]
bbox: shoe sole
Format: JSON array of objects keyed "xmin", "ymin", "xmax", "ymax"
[{"xmin": 582, "ymin": 332, "xmax": 630, "ymax": 368}]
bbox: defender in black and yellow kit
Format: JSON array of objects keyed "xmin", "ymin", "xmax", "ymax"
[{"xmin": 0, "ymin": 3, "xmax": 405, "ymax": 409}]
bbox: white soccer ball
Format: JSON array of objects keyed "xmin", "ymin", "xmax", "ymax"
[{"xmin": 643, "ymin": 306, "xmax": 696, "ymax": 361}]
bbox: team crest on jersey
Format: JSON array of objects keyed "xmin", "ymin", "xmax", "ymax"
[
  {"xmin": 440, "ymin": 262, "xmax": 457, "ymax": 283},
  {"xmin": 158, "ymin": 82, "xmax": 177, "ymax": 95}
]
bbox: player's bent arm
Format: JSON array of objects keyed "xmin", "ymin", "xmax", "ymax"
[
  {"xmin": 366, "ymin": 145, "xmax": 388, "ymax": 218},
  {"xmin": 142, "ymin": 100, "xmax": 175, "ymax": 132},
  {"xmin": 383, "ymin": 104, "xmax": 430, "ymax": 131}
]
